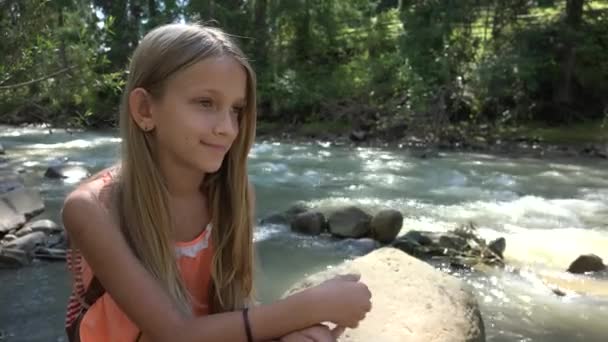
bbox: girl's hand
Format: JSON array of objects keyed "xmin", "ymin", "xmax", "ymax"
[
  {"xmin": 279, "ymin": 324, "xmax": 345, "ymax": 342},
  {"xmin": 309, "ymin": 273, "xmax": 372, "ymax": 329}
]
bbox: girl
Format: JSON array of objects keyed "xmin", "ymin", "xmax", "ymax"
[{"xmin": 62, "ymin": 23, "xmax": 372, "ymax": 342}]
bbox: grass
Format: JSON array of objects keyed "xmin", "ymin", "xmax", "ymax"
[{"xmin": 510, "ymin": 119, "xmax": 608, "ymax": 144}]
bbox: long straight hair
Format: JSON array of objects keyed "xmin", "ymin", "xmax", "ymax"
[{"xmin": 116, "ymin": 23, "xmax": 257, "ymax": 314}]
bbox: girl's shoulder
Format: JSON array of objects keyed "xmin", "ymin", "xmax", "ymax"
[{"xmin": 63, "ymin": 167, "xmax": 120, "ymax": 228}]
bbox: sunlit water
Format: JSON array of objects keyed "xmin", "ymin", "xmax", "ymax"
[{"xmin": 1, "ymin": 126, "xmax": 607, "ymax": 341}]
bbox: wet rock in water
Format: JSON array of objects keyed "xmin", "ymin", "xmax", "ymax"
[
  {"xmin": 5, "ymin": 231, "xmax": 47, "ymax": 254},
  {"xmin": 1, "ymin": 188, "xmax": 44, "ymax": 219},
  {"xmin": 0, "ymin": 171, "xmax": 24, "ymax": 194},
  {"xmin": 1, "ymin": 188, "xmax": 44, "ymax": 234},
  {"xmin": 488, "ymin": 238, "xmax": 506, "ymax": 259},
  {"xmin": 402, "ymin": 230, "xmax": 433, "ymax": 246},
  {"xmin": 284, "ymin": 248, "xmax": 485, "ymax": 342},
  {"xmin": 14, "ymin": 226, "xmax": 33, "ymax": 237},
  {"xmin": 327, "ymin": 206, "xmax": 372, "ymax": 238},
  {"xmin": 567, "ymin": 254, "xmax": 606, "ymax": 274},
  {"xmin": 0, "ymin": 247, "xmax": 32, "ymax": 268},
  {"xmin": 370, "ymin": 209, "xmax": 403, "ymax": 244},
  {"xmin": 261, "ymin": 202, "xmax": 310, "ymax": 226},
  {"xmin": 291, "ymin": 211, "xmax": 326, "ymax": 236},
  {"xmin": 47, "ymin": 231, "xmax": 67, "ymax": 249},
  {"xmin": 0, "ymin": 143, "xmax": 4, "ymax": 155},
  {"xmin": 392, "ymin": 224, "xmax": 505, "ymax": 269},
  {"xmin": 34, "ymin": 247, "xmax": 67, "ymax": 261},
  {"xmin": 337, "ymin": 238, "xmax": 380, "ymax": 256},
  {"xmin": 439, "ymin": 233, "xmax": 468, "ymax": 250},
  {"xmin": 0, "ymin": 201, "xmax": 26, "ymax": 235},
  {"xmin": 25, "ymin": 219, "xmax": 61, "ymax": 235},
  {"xmin": 44, "ymin": 163, "xmax": 90, "ymax": 181},
  {"xmin": 1, "ymin": 234, "xmax": 17, "ymax": 243}
]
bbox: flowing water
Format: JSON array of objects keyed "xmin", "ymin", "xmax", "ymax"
[{"xmin": 0, "ymin": 126, "xmax": 607, "ymax": 341}]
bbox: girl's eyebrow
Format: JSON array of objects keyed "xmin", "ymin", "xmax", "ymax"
[{"xmin": 198, "ymin": 88, "xmax": 246, "ymax": 104}]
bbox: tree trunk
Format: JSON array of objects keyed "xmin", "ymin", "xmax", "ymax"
[
  {"xmin": 554, "ymin": 0, "xmax": 585, "ymax": 108},
  {"xmin": 253, "ymin": 0, "xmax": 268, "ymax": 69}
]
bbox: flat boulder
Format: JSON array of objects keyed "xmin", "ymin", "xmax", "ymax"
[
  {"xmin": 0, "ymin": 247, "xmax": 32, "ymax": 268},
  {"xmin": 0, "ymin": 171, "xmax": 24, "ymax": 195},
  {"xmin": 5, "ymin": 231, "xmax": 47, "ymax": 253},
  {"xmin": 284, "ymin": 248, "xmax": 485, "ymax": 342},
  {"xmin": 1, "ymin": 188, "xmax": 44, "ymax": 219}
]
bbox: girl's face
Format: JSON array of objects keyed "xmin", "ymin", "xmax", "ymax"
[{"xmin": 149, "ymin": 56, "xmax": 247, "ymax": 174}]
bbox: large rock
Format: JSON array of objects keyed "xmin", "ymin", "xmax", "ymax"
[
  {"xmin": 261, "ymin": 202, "xmax": 310, "ymax": 226},
  {"xmin": 0, "ymin": 171, "xmax": 23, "ymax": 194},
  {"xmin": 488, "ymin": 238, "xmax": 506, "ymax": 259},
  {"xmin": 567, "ymin": 254, "xmax": 606, "ymax": 274},
  {"xmin": 370, "ymin": 209, "xmax": 403, "ymax": 244},
  {"xmin": 5, "ymin": 231, "xmax": 47, "ymax": 253},
  {"xmin": 0, "ymin": 247, "xmax": 32, "ymax": 268},
  {"xmin": 34, "ymin": 247, "xmax": 67, "ymax": 261},
  {"xmin": 44, "ymin": 163, "xmax": 90, "ymax": 180},
  {"xmin": 392, "ymin": 229, "xmax": 505, "ymax": 268},
  {"xmin": 284, "ymin": 248, "xmax": 485, "ymax": 342},
  {"xmin": 328, "ymin": 206, "xmax": 372, "ymax": 238},
  {"xmin": 1, "ymin": 188, "xmax": 44, "ymax": 219},
  {"xmin": 291, "ymin": 212, "xmax": 326, "ymax": 236},
  {"xmin": 0, "ymin": 188, "xmax": 44, "ymax": 234},
  {"xmin": 24, "ymin": 219, "xmax": 61, "ymax": 234},
  {"xmin": 0, "ymin": 200, "xmax": 26, "ymax": 234}
]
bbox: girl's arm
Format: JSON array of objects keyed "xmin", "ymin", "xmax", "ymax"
[{"xmin": 63, "ymin": 189, "xmax": 343, "ymax": 342}]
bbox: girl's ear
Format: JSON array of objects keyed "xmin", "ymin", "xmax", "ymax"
[{"xmin": 129, "ymin": 88, "xmax": 156, "ymax": 132}]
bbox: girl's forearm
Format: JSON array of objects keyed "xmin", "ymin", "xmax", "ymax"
[{"xmin": 179, "ymin": 289, "xmax": 324, "ymax": 342}]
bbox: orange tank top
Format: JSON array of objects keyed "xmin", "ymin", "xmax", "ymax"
[{"xmin": 65, "ymin": 172, "xmax": 214, "ymax": 341}]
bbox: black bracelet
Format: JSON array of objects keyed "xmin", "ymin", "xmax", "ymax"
[{"xmin": 243, "ymin": 308, "xmax": 254, "ymax": 342}]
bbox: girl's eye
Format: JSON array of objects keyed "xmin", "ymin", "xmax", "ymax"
[
  {"xmin": 198, "ymin": 99, "xmax": 213, "ymax": 108},
  {"xmin": 232, "ymin": 106, "xmax": 245, "ymax": 117}
]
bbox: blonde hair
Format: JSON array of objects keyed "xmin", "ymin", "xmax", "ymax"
[{"xmin": 116, "ymin": 23, "xmax": 257, "ymax": 314}]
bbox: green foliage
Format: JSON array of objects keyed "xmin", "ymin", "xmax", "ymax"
[{"xmin": 0, "ymin": 0, "xmax": 607, "ymax": 133}]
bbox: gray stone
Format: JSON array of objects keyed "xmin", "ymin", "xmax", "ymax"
[
  {"xmin": 261, "ymin": 202, "xmax": 310, "ymax": 226},
  {"xmin": 1, "ymin": 234, "xmax": 17, "ymax": 243},
  {"xmin": 291, "ymin": 211, "xmax": 326, "ymax": 236},
  {"xmin": 0, "ymin": 247, "xmax": 32, "ymax": 268},
  {"xmin": 370, "ymin": 209, "xmax": 403, "ymax": 244},
  {"xmin": 5, "ymin": 231, "xmax": 47, "ymax": 253},
  {"xmin": 34, "ymin": 247, "xmax": 67, "ymax": 261},
  {"xmin": 402, "ymin": 230, "xmax": 434, "ymax": 246},
  {"xmin": 488, "ymin": 238, "xmax": 506, "ymax": 259},
  {"xmin": 284, "ymin": 248, "xmax": 485, "ymax": 342},
  {"xmin": 0, "ymin": 171, "xmax": 24, "ymax": 195},
  {"xmin": 328, "ymin": 206, "xmax": 372, "ymax": 238},
  {"xmin": 25, "ymin": 219, "xmax": 61, "ymax": 234},
  {"xmin": 44, "ymin": 163, "xmax": 90, "ymax": 180},
  {"xmin": 47, "ymin": 231, "xmax": 67, "ymax": 249},
  {"xmin": 567, "ymin": 254, "xmax": 606, "ymax": 274},
  {"xmin": 0, "ymin": 200, "xmax": 26, "ymax": 234},
  {"xmin": 439, "ymin": 234, "xmax": 468, "ymax": 250},
  {"xmin": 1, "ymin": 188, "xmax": 45, "ymax": 219},
  {"xmin": 337, "ymin": 238, "xmax": 380, "ymax": 256},
  {"xmin": 14, "ymin": 226, "xmax": 33, "ymax": 237}
]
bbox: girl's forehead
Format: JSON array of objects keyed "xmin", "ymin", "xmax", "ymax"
[{"xmin": 167, "ymin": 56, "xmax": 247, "ymax": 97}]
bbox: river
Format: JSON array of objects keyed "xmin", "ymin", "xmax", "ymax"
[{"xmin": 1, "ymin": 126, "xmax": 607, "ymax": 341}]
